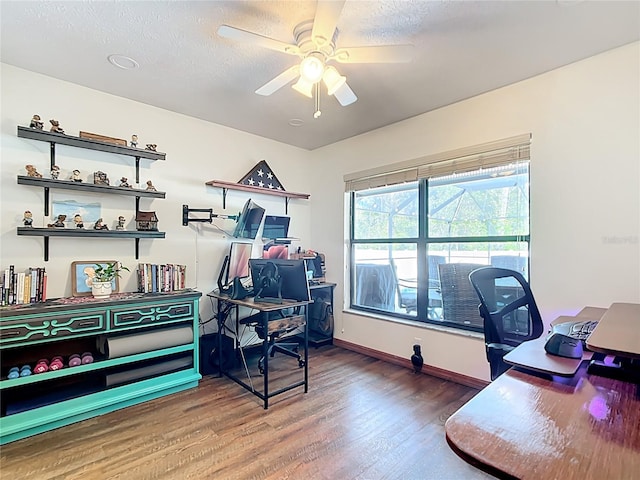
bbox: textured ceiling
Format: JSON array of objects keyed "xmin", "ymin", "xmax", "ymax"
[{"xmin": 1, "ymin": 1, "xmax": 638, "ymax": 150}]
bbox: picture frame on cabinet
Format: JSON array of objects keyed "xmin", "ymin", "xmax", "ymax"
[{"xmin": 71, "ymin": 260, "xmax": 119, "ymax": 296}]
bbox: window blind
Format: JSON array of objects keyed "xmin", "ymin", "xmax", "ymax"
[{"xmin": 344, "ymin": 133, "xmax": 531, "ymax": 192}]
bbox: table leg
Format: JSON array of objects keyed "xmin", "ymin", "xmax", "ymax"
[{"xmin": 262, "ymin": 310, "xmax": 269, "ymax": 409}]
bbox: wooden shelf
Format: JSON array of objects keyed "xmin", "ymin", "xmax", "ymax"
[
  {"xmin": 17, "ymin": 126, "xmax": 166, "ymax": 161},
  {"xmin": 205, "ymin": 179, "xmax": 309, "ymax": 213},
  {"xmin": 17, "ymin": 227, "xmax": 165, "ymax": 239},
  {"xmin": 17, "ymin": 176, "xmax": 166, "ymax": 199},
  {"xmin": 17, "ymin": 227, "xmax": 165, "ymax": 261}
]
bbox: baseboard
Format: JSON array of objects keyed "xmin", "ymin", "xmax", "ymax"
[{"xmin": 332, "ymin": 338, "xmax": 489, "ymax": 390}]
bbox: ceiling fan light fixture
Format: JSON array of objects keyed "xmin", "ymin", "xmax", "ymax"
[
  {"xmin": 299, "ymin": 55, "xmax": 325, "ymax": 83},
  {"xmin": 323, "ymin": 66, "xmax": 346, "ymax": 96},
  {"xmin": 292, "ymin": 77, "xmax": 314, "ymax": 98}
]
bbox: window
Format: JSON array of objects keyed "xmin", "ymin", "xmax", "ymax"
[{"xmin": 347, "ymin": 136, "xmax": 530, "ymax": 332}]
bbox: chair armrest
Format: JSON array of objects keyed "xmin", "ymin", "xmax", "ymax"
[{"xmin": 487, "ymin": 343, "xmax": 515, "ymax": 353}]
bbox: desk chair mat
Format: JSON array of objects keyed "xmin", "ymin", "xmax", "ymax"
[{"xmin": 504, "ymin": 337, "xmax": 594, "ymax": 376}]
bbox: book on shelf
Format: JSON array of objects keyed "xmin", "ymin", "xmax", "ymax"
[
  {"xmin": 0, "ymin": 265, "xmax": 47, "ymax": 306},
  {"xmin": 136, "ymin": 263, "xmax": 186, "ymax": 294}
]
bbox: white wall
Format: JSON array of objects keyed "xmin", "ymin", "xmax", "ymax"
[
  {"xmin": 309, "ymin": 42, "xmax": 640, "ymax": 382},
  {"xmin": 0, "ymin": 64, "xmax": 312, "ymax": 330}
]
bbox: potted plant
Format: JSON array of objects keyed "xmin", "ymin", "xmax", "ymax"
[{"xmin": 91, "ymin": 262, "xmax": 129, "ymax": 298}]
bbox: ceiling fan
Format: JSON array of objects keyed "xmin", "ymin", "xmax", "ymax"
[{"xmin": 217, "ymin": 0, "xmax": 413, "ymax": 111}]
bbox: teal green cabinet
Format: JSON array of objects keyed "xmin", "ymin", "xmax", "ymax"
[{"xmin": 0, "ymin": 290, "xmax": 201, "ymax": 444}]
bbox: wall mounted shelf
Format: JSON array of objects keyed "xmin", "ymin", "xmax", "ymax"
[
  {"xmin": 17, "ymin": 176, "xmax": 166, "ymax": 199},
  {"xmin": 17, "ymin": 228, "xmax": 165, "ymax": 261},
  {"xmin": 205, "ymin": 179, "xmax": 309, "ymax": 214},
  {"xmin": 17, "ymin": 126, "xmax": 166, "ymax": 162}
]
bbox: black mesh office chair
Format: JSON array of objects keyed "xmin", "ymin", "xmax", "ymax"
[
  {"xmin": 469, "ymin": 267, "xmax": 544, "ymax": 380},
  {"xmin": 248, "ymin": 311, "xmax": 306, "ymax": 375}
]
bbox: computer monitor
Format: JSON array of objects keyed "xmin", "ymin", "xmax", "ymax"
[
  {"xmin": 249, "ymin": 258, "xmax": 311, "ymax": 303},
  {"xmin": 226, "ymin": 242, "xmax": 252, "ymax": 284},
  {"xmin": 262, "ymin": 215, "xmax": 290, "ymax": 239},
  {"xmin": 232, "ymin": 199, "xmax": 265, "ymax": 239}
]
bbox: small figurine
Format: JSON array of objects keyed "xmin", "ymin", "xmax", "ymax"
[
  {"xmin": 145, "ymin": 180, "xmax": 157, "ymax": 191},
  {"xmin": 23, "ymin": 210, "xmax": 33, "ymax": 227},
  {"xmin": 130, "ymin": 134, "xmax": 138, "ymax": 148},
  {"xmin": 47, "ymin": 214, "xmax": 66, "ymax": 228},
  {"xmin": 25, "ymin": 164, "xmax": 43, "ymax": 178},
  {"xmin": 93, "ymin": 171, "xmax": 110, "ymax": 185},
  {"xmin": 119, "ymin": 177, "xmax": 132, "ymax": 188},
  {"xmin": 50, "ymin": 165, "xmax": 61, "ymax": 180},
  {"xmin": 73, "ymin": 214, "xmax": 84, "ymax": 229},
  {"xmin": 72, "ymin": 169, "xmax": 82, "ymax": 182},
  {"xmin": 49, "ymin": 119, "xmax": 65, "ymax": 134},
  {"xmin": 145, "ymin": 144, "xmax": 157, "ymax": 152},
  {"xmin": 30, "ymin": 114, "xmax": 44, "ymax": 130},
  {"xmin": 93, "ymin": 218, "xmax": 109, "ymax": 230},
  {"xmin": 116, "ymin": 215, "xmax": 126, "ymax": 231}
]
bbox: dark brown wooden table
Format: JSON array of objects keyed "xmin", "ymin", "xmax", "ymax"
[
  {"xmin": 445, "ymin": 366, "xmax": 640, "ymax": 479},
  {"xmin": 208, "ymin": 291, "xmax": 310, "ymax": 408}
]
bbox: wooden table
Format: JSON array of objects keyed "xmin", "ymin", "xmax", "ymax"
[
  {"xmin": 445, "ymin": 366, "xmax": 640, "ymax": 479},
  {"xmin": 208, "ymin": 291, "xmax": 310, "ymax": 409}
]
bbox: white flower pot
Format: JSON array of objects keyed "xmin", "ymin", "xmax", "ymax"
[{"xmin": 92, "ymin": 280, "xmax": 113, "ymax": 299}]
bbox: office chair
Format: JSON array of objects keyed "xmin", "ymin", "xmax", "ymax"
[
  {"xmin": 248, "ymin": 311, "xmax": 306, "ymax": 375},
  {"xmin": 469, "ymin": 267, "xmax": 544, "ymax": 380}
]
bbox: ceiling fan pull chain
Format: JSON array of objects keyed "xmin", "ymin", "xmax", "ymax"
[{"xmin": 314, "ymin": 83, "xmax": 321, "ymax": 119}]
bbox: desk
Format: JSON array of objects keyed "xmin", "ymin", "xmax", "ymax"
[
  {"xmin": 587, "ymin": 303, "xmax": 640, "ymax": 359},
  {"xmin": 208, "ymin": 291, "xmax": 310, "ymax": 409},
  {"xmin": 446, "ymin": 302, "xmax": 640, "ymax": 479},
  {"xmin": 445, "ymin": 367, "xmax": 640, "ymax": 479}
]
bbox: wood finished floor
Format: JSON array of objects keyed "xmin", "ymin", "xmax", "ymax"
[{"xmin": 0, "ymin": 346, "xmax": 494, "ymax": 480}]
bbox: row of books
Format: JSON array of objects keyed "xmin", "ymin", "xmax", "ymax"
[
  {"xmin": 137, "ymin": 263, "xmax": 186, "ymax": 294},
  {"xmin": 1, "ymin": 266, "xmax": 47, "ymax": 306}
]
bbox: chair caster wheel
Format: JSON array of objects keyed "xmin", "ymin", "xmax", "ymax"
[
  {"xmin": 298, "ymin": 360, "xmax": 305, "ymax": 368},
  {"xmin": 258, "ymin": 358, "xmax": 265, "ymax": 375}
]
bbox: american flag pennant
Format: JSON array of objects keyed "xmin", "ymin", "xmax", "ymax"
[{"xmin": 238, "ymin": 160, "xmax": 286, "ymax": 191}]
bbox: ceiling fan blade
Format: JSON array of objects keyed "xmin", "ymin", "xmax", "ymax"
[
  {"xmin": 332, "ymin": 44, "xmax": 414, "ymax": 63},
  {"xmin": 218, "ymin": 25, "xmax": 301, "ymax": 56},
  {"xmin": 333, "ymin": 81, "xmax": 357, "ymax": 106},
  {"xmin": 255, "ymin": 66, "xmax": 300, "ymax": 96},
  {"xmin": 312, "ymin": 0, "xmax": 346, "ymax": 48}
]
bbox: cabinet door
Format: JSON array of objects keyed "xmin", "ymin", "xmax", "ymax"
[
  {"xmin": 0, "ymin": 312, "xmax": 105, "ymax": 346},
  {"xmin": 110, "ymin": 302, "xmax": 194, "ymax": 331}
]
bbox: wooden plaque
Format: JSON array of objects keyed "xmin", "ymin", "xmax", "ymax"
[{"xmin": 79, "ymin": 131, "xmax": 128, "ymax": 146}]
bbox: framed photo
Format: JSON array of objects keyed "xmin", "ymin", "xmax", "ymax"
[{"xmin": 71, "ymin": 260, "xmax": 119, "ymax": 297}]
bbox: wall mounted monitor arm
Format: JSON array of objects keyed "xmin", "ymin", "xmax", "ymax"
[{"xmin": 182, "ymin": 204, "xmax": 238, "ymax": 226}]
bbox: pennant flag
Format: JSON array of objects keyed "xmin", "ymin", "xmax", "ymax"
[{"xmin": 238, "ymin": 160, "xmax": 286, "ymax": 191}]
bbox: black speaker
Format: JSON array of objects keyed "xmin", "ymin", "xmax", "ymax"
[{"xmin": 199, "ymin": 333, "xmax": 236, "ymax": 375}]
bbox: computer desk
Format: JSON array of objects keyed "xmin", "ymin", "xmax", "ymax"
[
  {"xmin": 445, "ymin": 302, "xmax": 640, "ymax": 479},
  {"xmin": 587, "ymin": 303, "xmax": 640, "ymax": 359},
  {"xmin": 208, "ymin": 291, "xmax": 310, "ymax": 409}
]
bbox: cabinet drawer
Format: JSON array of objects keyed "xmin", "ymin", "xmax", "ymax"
[
  {"xmin": 0, "ymin": 313, "xmax": 105, "ymax": 346},
  {"xmin": 110, "ymin": 302, "xmax": 193, "ymax": 330}
]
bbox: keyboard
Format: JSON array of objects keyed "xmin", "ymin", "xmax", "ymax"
[
  {"xmin": 569, "ymin": 320, "xmax": 599, "ymax": 340},
  {"xmin": 551, "ymin": 320, "xmax": 599, "ymax": 347}
]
